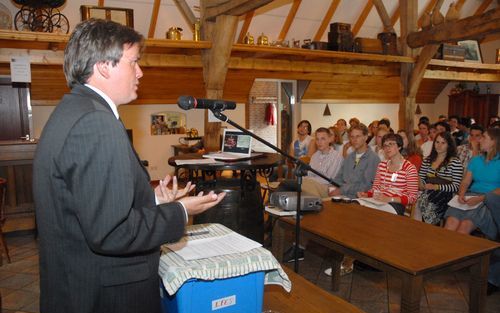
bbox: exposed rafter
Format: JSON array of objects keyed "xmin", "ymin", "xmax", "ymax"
[
  {"xmin": 417, "ymin": 0, "xmax": 438, "ymax": 28},
  {"xmin": 390, "ymin": 5, "xmax": 400, "ymax": 27},
  {"xmin": 278, "ymin": 0, "xmax": 302, "ymax": 41},
  {"xmin": 373, "ymin": 0, "xmax": 394, "ymax": 32},
  {"xmin": 407, "ymin": 8, "xmax": 500, "ymax": 48},
  {"xmin": 313, "ymin": 0, "xmax": 341, "ymax": 41},
  {"xmin": 204, "ymin": 0, "xmax": 273, "ymax": 21},
  {"xmin": 148, "ymin": 0, "xmax": 161, "ymax": 38},
  {"xmin": 98, "ymin": 0, "xmax": 104, "ymax": 7},
  {"xmin": 237, "ymin": 11, "xmax": 255, "ymax": 43},
  {"xmin": 475, "ymin": 0, "xmax": 494, "ymax": 15},
  {"xmin": 353, "ymin": 0, "xmax": 374, "ymax": 36},
  {"xmin": 173, "ymin": 0, "xmax": 197, "ymax": 27}
]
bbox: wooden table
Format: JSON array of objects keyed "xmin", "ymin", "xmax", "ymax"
[
  {"xmin": 272, "ymin": 201, "xmax": 500, "ymax": 313},
  {"xmin": 264, "ymin": 267, "xmax": 364, "ymax": 313}
]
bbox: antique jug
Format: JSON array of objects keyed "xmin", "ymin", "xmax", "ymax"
[
  {"xmin": 167, "ymin": 27, "xmax": 182, "ymax": 40},
  {"xmin": 257, "ymin": 33, "xmax": 269, "ymax": 45},
  {"xmin": 243, "ymin": 32, "xmax": 254, "ymax": 45}
]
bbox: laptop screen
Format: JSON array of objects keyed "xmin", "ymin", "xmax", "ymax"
[{"xmin": 221, "ymin": 129, "xmax": 252, "ymax": 156}]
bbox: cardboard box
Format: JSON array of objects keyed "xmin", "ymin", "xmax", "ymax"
[{"xmin": 161, "ymin": 271, "xmax": 265, "ymax": 313}]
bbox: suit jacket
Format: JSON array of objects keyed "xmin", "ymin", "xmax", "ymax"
[{"xmin": 33, "ymin": 85, "xmax": 186, "ymax": 313}]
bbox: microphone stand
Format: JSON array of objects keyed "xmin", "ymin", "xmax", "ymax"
[{"xmin": 211, "ymin": 109, "xmax": 339, "ymax": 273}]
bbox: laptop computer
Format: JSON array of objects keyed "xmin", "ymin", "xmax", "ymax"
[{"xmin": 203, "ymin": 129, "xmax": 262, "ymax": 161}]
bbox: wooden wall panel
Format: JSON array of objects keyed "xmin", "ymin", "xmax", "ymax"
[{"xmin": 0, "ymin": 64, "xmax": 447, "ymax": 105}]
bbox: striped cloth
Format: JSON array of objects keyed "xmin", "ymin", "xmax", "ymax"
[
  {"xmin": 159, "ymin": 223, "xmax": 291, "ymax": 295},
  {"xmin": 368, "ymin": 159, "xmax": 419, "ymax": 205},
  {"xmin": 418, "ymin": 157, "xmax": 463, "ymax": 193}
]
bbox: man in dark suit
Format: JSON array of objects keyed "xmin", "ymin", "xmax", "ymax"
[{"xmin": 33, "ymin": 19, "xmax": 225, "ymax": 313}]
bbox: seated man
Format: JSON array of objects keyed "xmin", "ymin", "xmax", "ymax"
[
  {"xmin": 277, "ymin": 127, "xmax": 343, "ymax": 198},
  {"xmin": 329, "ymin": 124, "xmax": 381, "ymax": 199},
  {"xmin": 274, "ymin": 127, "xmax": 343, "ymax": 262},
  {"xmin": 325, "ymin": 123, "xmax": 380, "ymax": 276}
]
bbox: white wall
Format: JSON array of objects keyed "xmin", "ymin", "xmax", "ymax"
[{"xmin": 301, "ymin": 101, "xmax": 400, "ymax": 130}]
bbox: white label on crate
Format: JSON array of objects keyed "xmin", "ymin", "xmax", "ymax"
[{"xmin": 211, "ymin": 295, "xmax": 236, "ymax": 310}]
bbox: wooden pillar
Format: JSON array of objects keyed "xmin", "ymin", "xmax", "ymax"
[
  {"xmin": 399, "ymin": 0, "xmax": 417, "ymax": 133},
  {"xmin": 200, "ymin": 14, "xmax": 239, "ymax": 151}
]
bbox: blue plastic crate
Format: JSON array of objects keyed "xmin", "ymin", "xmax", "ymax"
[{"xmin": 161, "ymin": 271, "xmax": 265, "ymax": 313}]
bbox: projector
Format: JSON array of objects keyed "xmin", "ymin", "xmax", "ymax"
[{"xmin": 269, "ymin": 192, "xmax": 322, "ymax": 212}]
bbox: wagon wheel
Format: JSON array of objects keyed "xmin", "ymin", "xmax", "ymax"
[
  {"xmin": 14, "ymin": 7, "xmax": 35, "ymax": 31},
  {"xmin": 48, "ymin": 12, "xmax": 69, "ymax": 34},
  {"xmin": 30, "ymin": 9, "xmax": 51, "ymax": 32}
]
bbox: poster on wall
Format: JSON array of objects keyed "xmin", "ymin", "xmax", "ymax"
[{"xmin": 151, "ymin": 112, "xmax": 186, "ymax": 135}]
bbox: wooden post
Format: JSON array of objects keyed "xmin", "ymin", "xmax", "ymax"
[
  {"xmin": 399, "ymin": 0, "xmax": 417, "ymax": 134},
  {"xmin": 201, "ymin": 14, "xmax": 239, "ymax": 151}
]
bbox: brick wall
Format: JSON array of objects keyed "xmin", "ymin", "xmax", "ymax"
[{"xmin": 247, "ymin": 81, "xmax": 278, "ymax": 151}]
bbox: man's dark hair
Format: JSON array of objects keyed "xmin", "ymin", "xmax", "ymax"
[
  {"xmin": 470, "ymin": 124, "xmax": 484, "ymax": 133},
  {"xmin": 349, "ymin": 123, "xmax": 369, "ymax": 136},
  {"xmin": 418, "ymin": 120, "xmax": 430, "ymax": 129},
  {"xmin": 449, "ymin": 115, "xmax": 460, "ymax": 122},
  {"xmin": 378, "ymin": 118, "xmax": 391, "ymax": 128},
  {"xmin": 64, "ymin": 19, "xmax": 144, "ymax": 88},
  {"xmin": 435, "ymin": 121, "xmax": 451, "ymax": 132},
  {"xmin": 419, "ymin": 116, "xmax": 429, "ymax": 123},
  {"xmin": 459, "ymin": 117, "xmax": 472, "ymax": 128}
]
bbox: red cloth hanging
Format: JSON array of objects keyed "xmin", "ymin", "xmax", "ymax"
[{"xmin": 265, "ymin": 103, "xmax": 276, "ymax": 125}]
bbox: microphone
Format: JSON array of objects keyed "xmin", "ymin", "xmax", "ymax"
[{"xmin": 177, "ymin": 96, "xmax": 236, "ymax": 111}]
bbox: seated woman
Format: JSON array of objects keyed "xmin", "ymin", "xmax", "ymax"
[
  {"xmin": 358, "ymin": 133, "xmax": 419, "ymax": 215},
  {"xmin": 398, "ymin": 129, "xmax": 423, "ymax": 171},
  {"xmin": 418, "ymin": 132, "xmax": 463, "ymax": 224},
  {"xmin": 444, "ymin": 128, "xmax": 500, "ymax": 240}
]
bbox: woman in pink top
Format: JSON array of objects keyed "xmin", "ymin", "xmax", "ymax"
[{"xmin": 358, "ymin": 133, "xmax": 419, "ymax": 215}]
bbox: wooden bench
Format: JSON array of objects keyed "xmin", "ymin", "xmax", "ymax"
[{"xmin": 263, "ymin": 267, "xmax": 364, "ymax": 313}]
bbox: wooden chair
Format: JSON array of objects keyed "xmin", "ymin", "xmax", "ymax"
[{"xmin": 0, "ymin": 177, "xmax": 11, "ymax": 264}]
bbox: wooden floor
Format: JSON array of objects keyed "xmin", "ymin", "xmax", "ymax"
[{"xmin": 1, "ymin": 232, "xmax": 500, "ymax": 313}]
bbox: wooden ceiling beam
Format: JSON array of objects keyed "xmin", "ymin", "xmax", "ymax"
[
  {"xmin": 424, "ymin": 69, "xmax": 500, "ymax": 81},
  {"xmin": 204, "ymin": 0, "xmax": 273, "ymax": 20},
  {"xmin": 407, "ymin": 8, "xmax": 500, "ymax": 48},
  {"xmin": 148, "ymin": 0, "xmax": 161, "ymax": 38},
  {"xmin": 352, "ymin": 0, "xmax": 373, "ymax": 37},
  {"xmin": 372, "ymin": 0, "xmax": 394, "ymax": 32},
  {"xmin": 313, "ymin": 0, "xmax": 341, "ymax": 42},
  {"xmin": 98, "ymin": 0, "xmax": 104, "ymax": 7},
  {"xmin": 390, "ymin": 5, "xmax": 400, "ymax": 27},
  {"xmin": 237, "ymin": 11, "xmax": 255, "ymax": 43},
  {"xmin": 417, "ymin": 0, "xmax": 438, "ymax": 28},
  {"xmin": 475, "ymin": 0, "xmax": 494, "ymax": 15},
  {"xmin": 173, "ymin": 0, "xmax": 197, "ymax": 27},
  {"xmin": 278, "ymin": 0, "xmax": 302, "ymax": 41}
]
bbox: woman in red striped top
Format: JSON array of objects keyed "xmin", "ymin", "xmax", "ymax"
[{"xmin": 358, "ymin": 133, "xmax": 419, "ymax": 215}]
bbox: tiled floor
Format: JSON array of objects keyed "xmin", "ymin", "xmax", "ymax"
[{"xmin": 1, "ymin": 232, "xmax": 500, "ymax": 313}]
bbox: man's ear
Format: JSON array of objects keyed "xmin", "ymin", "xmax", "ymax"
[{"xmin": 94, "ymin": 61, "xmax": 111, "ymax": 79}]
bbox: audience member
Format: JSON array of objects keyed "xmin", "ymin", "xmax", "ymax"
[
  {"xmin": 367, "ymin": 120, "xmax": 378, "ymax": 145},
  {"xmin": 449, "ymin": 115, "xmax": 465, "ymax": 146},
  {"xmin": 417, "ymin": 121, "xmax": 431, "ymax": 147},
  {"xmin": 456, "ymin": 124, "xmax": 484, "ymax": 170},
  {"xmin": 336, "ymin": 118, "xmax": 349, "ymax": 142},
  {"xmin": 398, "ymin": 129, "xmax": 423, "ymax": 171},
  {"xmin": 458, "ymin": 117, "xmax": 472, "ymax": 145},
  {"xmin": 444, "ymin": 128, "xmax": 500, "ymax": 239},
  {"xmin": 330, "ymin": 124, "xmax": 381, "ymax": 199},
  {"xmin": 420, "ymin": 123, "xmax": 436, "ymax": 158},
  {"xmin": 435, "ymin": 121, "xmax": 451, "ymax": 134},
  {"xmin": 358, "ymin": 133, "xmax": 419, "ymax": 215},
  {"xmin": 415, "ymin": 116, "xmax": 430, "ymax": 141},
  {"xmin": 438, "ymin": 114, "xmax": 447, "ymax": 122},
  {"xmin": 417, "ymin": 132, "xmax": 463, "ymax": 224},
  {"xmin": 378, "ymin": 118, "xmax": 391, "ymax": 132},
  {"xmin": 277, "ymin": 127, "xmax": 343, "ymax": 198},
  {"xmin": 329, "ymin": 126, "xmax": 344, "ymax": 152},
  {"xmin": 349, "ymin": 117, "xmax": 360, "ymax": 129},
  {"xmin": 372, "ymin": 128, "xmax": 389, "ymax": 161}
]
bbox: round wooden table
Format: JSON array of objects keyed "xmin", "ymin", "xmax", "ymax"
[{"xmin": 168, "ymin": 153, "xmax": 282, "ymax": 243}]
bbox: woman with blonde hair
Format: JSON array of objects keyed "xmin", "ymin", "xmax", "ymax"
[{"xmin": 444, "ymin": 128, "xmax": 500, "ymax": 239}]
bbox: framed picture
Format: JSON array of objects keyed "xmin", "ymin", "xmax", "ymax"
[
  {"xmin": 457, "ymin": 40, "xmax": 482, "ymax": 63},
  {"xmin": 150, "ymin": 112, "xmax": 186, "ymax": 135},
  {"xmin": 80, "ymin": 5, "xmax": 134, "ymax": 28}
]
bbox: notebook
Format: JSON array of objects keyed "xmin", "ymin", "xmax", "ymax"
[{"xmin": 203, "ymin": 129, "xmax": 261, "ymax": 161}]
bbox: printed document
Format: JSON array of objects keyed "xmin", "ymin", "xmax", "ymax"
[
  {"xmin": 166, "ymin": 232, "xmax": 262, "ymax": 261},
  {"xmin": 447, "ymin": 195, "xmax": 483, "ymax": 211}
]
